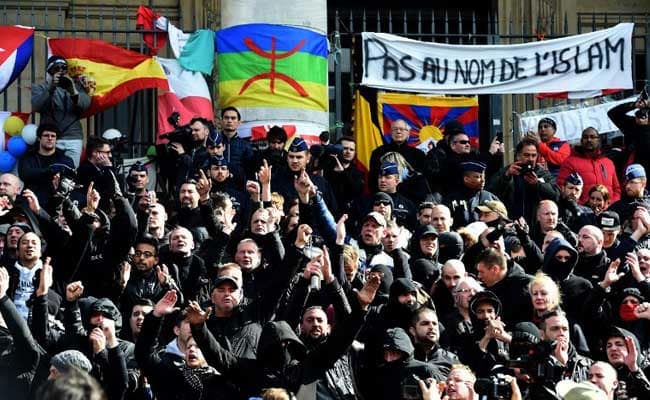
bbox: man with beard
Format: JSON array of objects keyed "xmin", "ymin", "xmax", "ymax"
[
  {"xmin": 609, "ymin": 163, "xmax": 650, "ymax": 223},
  {"xmin": 6, "ymin": 232, "xmax": 45, "ymax": 320},
  {"xmin": 408, "ymin": 307, "xmax": 459, "ymax": 377},
  {"xmin": 487, "ymin": 137, "xmax": 559, "ymax": 225},
  {"xmin": 557, "ymin": 172, "xmax": 593, "ymax": 231},
  {"xmin": 253, "ymin": 125, "xmax": 288, "ymax": 172},
  {"xmin": 445, "ymin": 161, "xmax": 501, "ymax": 229},
  {"xmin": 206, "ymin": 155, "xmax": 248, "ymax": 226},
  {"xmin": 558, "ymin": 127, "xmax": 621, "ymax": 205},
  {"xmin": 574, "ymin": 225, "xmax": 612, "ymax": 286},
  {"xmin": 172, "ymin": 170, "xmax": 216, "ymax": 245},
  {"xmin": 431, "ymin": 260, "xmax": 467, "ymax": 318}
]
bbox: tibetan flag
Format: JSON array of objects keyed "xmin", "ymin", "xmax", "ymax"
[
  {"xmin": 156, "ymin": 57, "xmax": 214, "ymax": 142},
  {"xmin": 48, "ymin": 38, "xmax": 169, "ymax": 117},
  {"xmin": 377, "ymin": 92, "xmax": 479, "ymax": 148},
  {"xmin": 0, "ymin": 26, "xmax": 34, "ymax": 94},
  {"xmin": 216, "ymin": 23, "xmax": 328, "ymax": 134}
]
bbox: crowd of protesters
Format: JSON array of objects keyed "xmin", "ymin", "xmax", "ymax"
[{"xmin": 3, "ymin": 55, "xmax": 650, "ymax": 400}]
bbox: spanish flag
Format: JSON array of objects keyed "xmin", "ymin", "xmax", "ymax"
[{"xmin": 48, "ymin": 38, "xmax": 169, "ymax": 117}]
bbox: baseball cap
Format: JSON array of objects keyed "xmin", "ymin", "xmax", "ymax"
[
  {"xmin": 415, "ymin": 224, "xmax": 439, "ymax": 238},
  {"xmin": 214, "ymin": 274, "xmax": 240, "ymax": 288},
  {"xmin": 363, "ymin": 211, "xmax": 387, "ymax": 228},
  {"xmin": 596, "ymin": 211, "xmax": 620, "ymax": 232},
  {"xmin": 475, "ymin": 200, "xmax": 509, "ymax": 220},
  {"xmin": 625, "ymin": 163, "xmax": 646, "ymax": 180}
]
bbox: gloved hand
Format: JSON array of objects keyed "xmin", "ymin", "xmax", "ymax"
[{"xmin": 58, "ymin": 75, "xmax": 78, "ymax": 97}]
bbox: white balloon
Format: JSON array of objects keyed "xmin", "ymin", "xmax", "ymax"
[{"xmin": 21, "ymin": 124, "xmax": 38, "ymax": 145}]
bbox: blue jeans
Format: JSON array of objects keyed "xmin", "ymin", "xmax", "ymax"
[{"xmin": 56, "ymin": 138, "xmax": 83, "ymax": 167}]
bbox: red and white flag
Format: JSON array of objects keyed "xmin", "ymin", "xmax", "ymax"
[
  {"xmin": 136, "ymin": 6, "xmax": 189, "ymax": 58},
  {"xmin": 536, "ymin": 89, "xmax": 623, "ymax": 100},
  {"xmin": 156, "ymin": 57, "xmax": 213, "ymax": 142}
]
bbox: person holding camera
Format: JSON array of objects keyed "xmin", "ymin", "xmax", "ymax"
[
  {"xmin": 487, "ymin": 137, "xmax": 559, "ymax": 226},
  {"xmin": 31, "ymin": 55, "xmax": 91, "ymax": 167},
  {"xmin": 419, "ymin": 364, "xmax": 522, "ymax": 400},
  {"xmin": 557, "ymin": 127, "xmax": 621, "ymax": 206},
  {"xmin": 607, "ymin": 91, "xmax": 650, "ymax": 176}
]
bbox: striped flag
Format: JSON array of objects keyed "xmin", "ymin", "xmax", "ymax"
[
  {"xmin": 48, "ymin": 38, "xmax": 169, "ymax": 117},
  {"xmin": 216, "ymin": 23, "xmax": 329, "ymax": 139},
  {"xmin": 0, "ymin": 25, "xmax": 34, "ymax": 94},
  {"xmin": 536, "ymin": 89, "xmax": 624, "ymax": 100},
  {"xmin": 156, "ymin": 57, "xmax": 214, "ymax": 141}
]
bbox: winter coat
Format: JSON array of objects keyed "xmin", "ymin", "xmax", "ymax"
[{"xmin": 557, "ymin": 147, "xmax": 621, "ymax": 205}]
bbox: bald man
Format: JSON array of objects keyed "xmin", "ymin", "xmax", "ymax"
[
  {"xmin": 587, "ymin": 362, "xmax": 618, "ymax": 400},
  {"xmin": 574, "ymin": 225, "xmax": 611, "ymax": 286},
  {"xmin": 432, "ymin": 259, "xmax": 468, "ymax": 316}
]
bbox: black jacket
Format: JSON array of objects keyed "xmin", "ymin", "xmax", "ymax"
[
  {"xmin": 362, "ymin": 327, "xmax": 440, "ymax": 400},
  {"xmin": 135, "ymin": 314, "xmax": 238, "ymax": 400},
  {"xmin": 18, "ymin": 148, "xmax": 75, "ymax": 212},
  {"xmin": 486, "ymin": 263, "xmax": 533, "ymax": 329},
  {"xmin": 608, "ymin": 101, "xmax": 650, "ymax": 176},
  {"xmin": 0, "ymin": 295, "xmax": 48, "ymax": 400},
  {"xmin": 190, "ymin": 292, "xmax": 368, "ymax": 399},
  {"xmin": 542, "ymin": 238, "xmax": 593, "ymax": 327}
]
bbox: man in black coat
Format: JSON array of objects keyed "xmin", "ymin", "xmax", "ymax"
[
  {"xmin": 607, "ymin": 97, "xmax": 650, "ymax": 175},
  {"xmin": 475, "ymin": 248, "xmax": 533, "ymax": 328},
  {"xmin": 368, "ymin": 119, "xmax": 427, "ymax": 194},
  {"xmin": 18, "ymin": 123, "xmax": 74, "ymax": 213}
]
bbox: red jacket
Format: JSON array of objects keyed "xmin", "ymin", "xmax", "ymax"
[
  {"xmin": 538, "ymin": 136, "xmax": 571, "ymax": 176},
  {"xmin": 557, "ymin": 147, "xmax": 621, "ymax": 205}
]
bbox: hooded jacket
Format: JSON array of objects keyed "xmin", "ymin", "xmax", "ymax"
[
  {"xmin": 602, "ymin": 326, "xmax": 650, "ymax": 399},
  {"xmin": 542, "ymin": 238, "xmax": 593, "ymax": 326},
  {"xmin": 363, "ymin": 327, "xmax": 440, "ymax": 400},
  {"xmin": 557, "ymin": 146, "xmax": 621, "ymax": 205}
]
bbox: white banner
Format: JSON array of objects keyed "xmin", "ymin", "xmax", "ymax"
[
  {"xmin": 518, "ymin": 97, "xmax": 635, "ymax": 142},
  {"xmin": 362, "ymin": 23, "xmax": 634, "ymax": 94}
]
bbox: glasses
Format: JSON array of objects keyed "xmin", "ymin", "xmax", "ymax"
[
  {"xmin": 375, "ymin": 201, "xmax": 391, "ymax": 206},
  {"xmin": 134, "ymin": 250, "xmax": 155, "ymax": 258},
  {"xmin": 454, "ymin": 140, "xmax": 470, "ymax": 145},
  {"xmin": 454, "ymin": 288, "xmax": 472, "ymax": 294},
  {"xmin": 95, "ymin": 149, "xmax": 111, "ymax": 155}
]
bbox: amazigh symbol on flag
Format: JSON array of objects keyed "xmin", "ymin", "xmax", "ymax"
[
  {"xmin": 239, "ymin": 36, "xmax": 308, "ymax": 97},
  {"xmin": 0, "ymin": 25, "xmax": 35, "ymax": 94}
]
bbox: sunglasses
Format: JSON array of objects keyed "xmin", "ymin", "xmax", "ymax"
[{"xmin": 454, "ymin": 140, "xmax": 470, "ymax": 145}]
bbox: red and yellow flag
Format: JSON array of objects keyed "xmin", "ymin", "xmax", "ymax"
[{"xmin": 48, "ymin": 38, "xmax": 169, "ymax": 117}]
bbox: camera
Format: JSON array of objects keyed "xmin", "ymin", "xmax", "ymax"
[
  {"xmin": 519, "ymin": 162, "xmax": 535, "ymax": 175},
  {"xmin": 309, "ymin": 144, "xmax": 344, "ymax": 171},
  {"xmin": 474, "ymin": 375, "xmax": 512, "ymax": 399},
  {"xmin": 486, "ymin": 223, "xmax": 507, "ymax": 242},
  {"xmin": 504, "ymin": 340, "xmax": 563, "ymax": 385},
  {"xmin": 159, "ymin": 112, "xmax": 195, "ymax": 155},
  {"xmin": 401, "ymin": 374, "xmax": 423, "ymax": 400},
  {"xmin": 49, "ymin": 164, "xmax": 82, "ymax": 198}
]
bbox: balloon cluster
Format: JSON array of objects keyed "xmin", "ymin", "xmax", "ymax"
[{"xmin": 1, "ymin": 116, "xmax": 38, "ymax": 173}]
